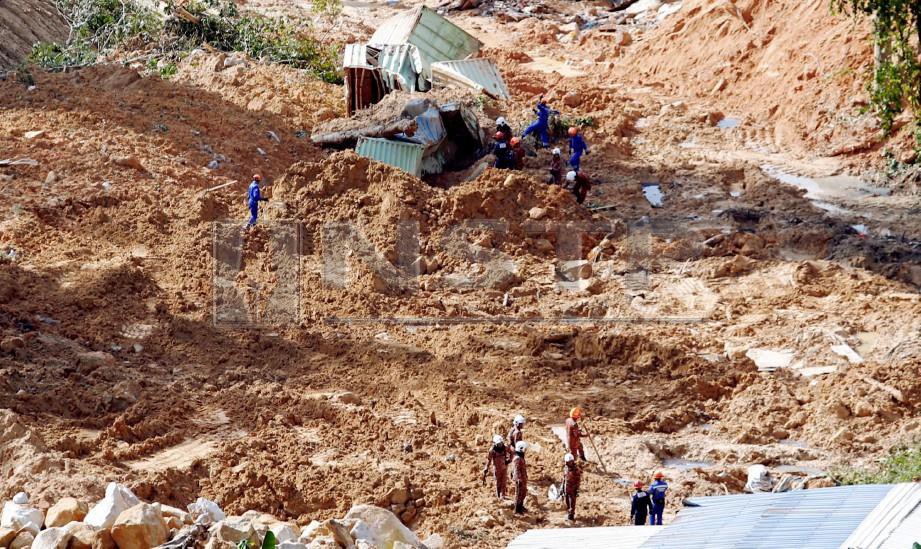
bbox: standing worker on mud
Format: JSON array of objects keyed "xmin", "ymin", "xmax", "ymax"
[
  {"xmin": 631, "ymin": 481, "xmax": 654, "ymax": 526},
  {"xmin": 567, "ymin": 127, "xmax": 590, "ymax": 172},
  {"xmin": 510, "ymin": 137, "xmax": 525, "ymax": 169},
  {"xmin": 649, "ymin": 472, "xmax": 668, "ymax": 525},
  {"xmin": 549, "ymin": 148, "xmax": 563, "ymax": 184},
  {"xmin": 508, "ymin": 414, "xmax": 526, "ymax": 448},
  {"xmin": 493, "ymin": 132, "xmax": 513, "ymax": 170},
  {"xmin": 511, "ymin": 441, "xmax": 529, "ymax": 514},
  {"xmin": 482, "ymin": 435, "xmax": 511, "ymax": 500},
  {"xmin": 522, "ymin": 96, "xmax": 558, "ymax": 148},
  {"xmin": 565, "ymin": 171, "xmax": 593, "ymax": 204},
  {"xmin": 246, "ymin": 174, "xmax": 268, "ymax": 228},
  {"xmin": 496, "ymin": 116, "xmax": 513, "ymax": 140},
  {"xmin": 561, "ymin": 453, "xmax": 581, "ymax": 521},
  {"xmin": 566, "ymin": 407, "xmax": 588, "ymax": 461}
]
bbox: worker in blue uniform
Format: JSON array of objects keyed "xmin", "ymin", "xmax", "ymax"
[
  {"xmin": 247, "ymin": 174, "xmax": 268, "ymax": 227},
  {"xmin": 567, "ymin": 126, "xmax": 590, "ymax": 171},
  {"xmin": 522, "ymin": 96, "xmax": 558, "ymax": 148},
  {"xmin": 631, "ymin": 481, "xmax": 653, "ymax": 526},
  {"xmin": 493, "ymin": 132, "xmax": 513, "ymax": 169},
  {"xmin": 649, "ymin": 471, "xmax": 668, "ymax": 525}
]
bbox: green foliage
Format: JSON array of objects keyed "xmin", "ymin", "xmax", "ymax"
[
  {"xmin": 834, "ymin": 443, "xmax": 921, "ymax": 484},
  {"xmin": 832, "ymin": 0, "xmax": 921, "ymax": 141},
  {"xmin": 311, "ymin": 0, "xmax": 342, "ymax": 16},
  {"xmin": 12, "ymin": 64, "xmax": 35, "ymax": 86},
  {"xmin": 261, "ymin": 531, "xmax": 276, "ymax": 549}
]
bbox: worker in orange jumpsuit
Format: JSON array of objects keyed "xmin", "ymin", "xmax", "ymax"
[
  {"xmin": 482, "ymin": 435, "xmax": 511, "ymax": 499},
  {"xmin": 549, "ymin": 148, "xmax": 563, "ymax": 184},
  {"xmin": 562, "ymin": 453, "xmax": 581, "ymax": 521},
  {"xmin": 511, "ymin": 441, "xmax": 529, "ymax": 514},
  {"xmin": 510, "ymin": 137, "xmax": 525, "ymax": 169},
  {"xmin": 566, "ymin": 407, "xmax": 588, "ymax": 461},
  {"xmin": 508, "ymin": 414, "xmax": 525, "ymax": 448}
]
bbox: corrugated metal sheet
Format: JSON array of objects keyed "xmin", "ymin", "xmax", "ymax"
[
  {"xmin": 377, "ymin": 44, "xmax": 425, "ymax": 91},
  {"xmin": 342, "ymin": 43, "xmax": 372, "ymax": 69},
  {"xmin": 370, "ymin": 6, "xmax": 481, "ymax": 71},
  {"xmin": 880, "ymin": 502, "xmax": 921, "ymax": 549},
  {"xmin": 355, "ymin": 137, "xmax": 425, "ymax": 177},
  {"xmin": 507, "ymin": 526, "xmax": 662, "ymax": 549},
  {"xmin": 840, "ymin": 482, "xmax": 921, "ymax": 548},
  {"xmin": 432, "ymin": 58, "xmax": 510, "ymax": 99}
]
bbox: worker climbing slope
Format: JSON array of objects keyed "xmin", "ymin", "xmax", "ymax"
[
  {"xmin": 246, "ymin": 174, "xmax": 268, "ymax": 227},
  {"xmin": 482, "ymin": 435, "xmax": 511, "ymax": 500},
  {"xmin": 567, "ymin": 127, "xmax": 590, "ymax": 171},
  {"xmin": 649, "ymin": 472, "xmax": 668, "ymax": 525},
  {"xmin": 561, "ymin": 453, "xmax": 581, "ymax": 521},
  {"xmin": 511, "ymin": 441, "xmax": 529, "ymax": 514},
  {"xmin": 522, "ymin": 96, "xmax": 558, "ymax": 148},
  {"xmin": 566, "ymin": 407, "xmax": 588, "ymax": 461},
  {"xmin": 565, "ymin": 171, "xmax": 593, "ymax": 204}
]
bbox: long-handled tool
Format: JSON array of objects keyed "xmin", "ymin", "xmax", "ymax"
[{"xmin": 583, "ymin": 419, "xmax": 609, "ymax": 475}]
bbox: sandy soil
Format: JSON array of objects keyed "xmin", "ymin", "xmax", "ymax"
[{"xmin": 1, "ymin": 1, "xmax": 920, "ymax": 548}]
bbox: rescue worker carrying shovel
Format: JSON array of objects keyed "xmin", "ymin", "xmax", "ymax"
[
  {"xmin": 482, "ymin": 435, "xmax": 511, "ymax": 500},
  {"xmin": 566, "ymin": 407, "xmax": 588, "ymax": 462}
]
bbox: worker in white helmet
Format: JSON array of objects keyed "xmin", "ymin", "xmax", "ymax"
[
  {"xmin": 549, "ymin": 147, "xmax": 563, "ymax": 184},
  {"xmin": 482, "ymin": 434, "xmax": 511, "ymax": 499},
  {"xmin": 511, "ymin": 441, "xmax": 529, "ymax": 514},
  {"xmin": 508, "ymin": 414, "xmax": 526, "ymax": 448},
  {"xmin": 565, "ymin": 170, "xmax": 593, "ymax": 204},
  {"xmin": 496, "ymin": 116, "xmax": 513, "ymax": 140},
  {"xmin": 562, "ymin": 453, "xmax": 582, "ymax": 521}
]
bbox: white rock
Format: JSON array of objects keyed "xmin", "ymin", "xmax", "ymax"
[
  {"xmin": 84, "ymin": 482, "xmax": 141, "ymax": 529},
  {"xmin": 159, "ymin": 505, "xmax": 190, "ymax": 525},
  {"xmin": 31, "ymin": 527, "xmax": 71, "ymax": 549},
  {"xmin": 270, "ymin": 523, "xmax": 299, "ymax": 544},
  {"xmin": 187, "ymin": 498, "xmax": 225, "ymax": 524},
  {"xmin": 24, "ymin": 131, "xmax": 45, "ymax": 140},
  {"xmin": 422, "ymin": 534, "xmax": 444, "ymax": 548},
  {"xmin": 344, "ymin": 506, "xmax": 421, "ymax": 549},
  {"xmin": 1, "ymin": 494, "xmax": 44, "ymax": 535}
]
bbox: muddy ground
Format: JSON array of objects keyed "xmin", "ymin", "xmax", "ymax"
[{"xmin": 1, "ymin": 1, "xmax": 920, "ymax": 547}]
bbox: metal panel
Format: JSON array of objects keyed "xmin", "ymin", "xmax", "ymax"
[
  {"xmin": 377, "ymin": 44, "xmax": 424, "ymax": 92},
  {"xmin": 507, "ymin": 526, "xmax": 662, "ymax": 549},
  {"xmin": 840, "ymin": 482, "xmax": 921, "ymax": 548},
  {"xmin": 369, "ymin": 6, "xmax": 422, "ymax": 46},
  {"xmin": 431, "ymin": 58, "xmax": 510, "ymax": 99},
  {"xmin": 370, "ymin": 6, "xmax": 481, "ymax": 71},
  {"xmin": 342, "ymin": 43, "xmax": 372, "ymax": 69},
  {"xmin": 355, "ymin": 137, "xmax": 425, "ymax": 177}
]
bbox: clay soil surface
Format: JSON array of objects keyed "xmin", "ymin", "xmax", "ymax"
[{"xmin": 1, "ymin": 1, "xmax": 920, "ymax": 547}]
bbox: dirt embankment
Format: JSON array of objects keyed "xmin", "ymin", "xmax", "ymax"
[{"xmin": 0, "ymin": 0, "xmax": 68, "ymax": 69}]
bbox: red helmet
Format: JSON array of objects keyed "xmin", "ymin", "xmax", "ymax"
[
  {"xmin": 634, "ymin": 481, "xmax": 644, "ymax": 489},
  {"xmin": 252, "ymin": 174, "xmax": 262, "ymax": 181},
  {"xmin": 495, "ymin": 131, "xmax": 506, "ymax": 141},
  {"xmin": 568, "ymin": 127, "xmax": 578, "ymax": 136},
  {"xmin": 654, "ymin": 472, "xmax": 664, "ymax": 479},
  {"xmin": 510, "ymin": 137, "xmax": 521, "ymax": 146}
]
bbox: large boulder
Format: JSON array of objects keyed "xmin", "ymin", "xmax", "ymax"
[
  {"xmin": 66, "ymin": 523, "xmax": 115, "ymax": 549},
  {"xmin": 0, "ymin": 527, "xmax": 18, "ymax": 548},
  {"xmin": 186, "ymin": 499, "xmax": 224, "ymax": 525},
  {"xmin": 32, "ymin": 527, "xmax": 71, "ymax": 549},
  {"xmin": 46, "ymin": 499, "xmax": 89, "ymax": 528},
  {"xmin": 10, "ymin": 531, "xmax": 34, "ymax": 549},
  {"xmin": 344, "ymin": 506, "xmax": 421, "ymax": 548},
  {"xmin": 110, "ymin": 503, "xmax": 168, "ymax": 549},
  {"xmin": 2, "ymin": 493, "xmax": 45, "ymax": 534},
  {"xmin": 208, "ymin": 519, "xmax": 257, "ymax": 547},
  {"xmin": 269, "ymin": 524, "xmax": 299, "ymax": 545},
  {"xmin": 85, "ymin": 483, "xmax": 141, "ymax": 530}
]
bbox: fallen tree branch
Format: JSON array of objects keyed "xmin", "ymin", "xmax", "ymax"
[{"xmin": 311, "ymin": 118, "xmax": 418, "ymax": 148}]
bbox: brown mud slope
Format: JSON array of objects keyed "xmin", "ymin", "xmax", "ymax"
[
  {"xmin": 0, "ymin": 0, "xmax": 67, "ymax": 69},
  {"xmin": 1, "ymin": 5, "xmax": 921, "ymax": 549}
]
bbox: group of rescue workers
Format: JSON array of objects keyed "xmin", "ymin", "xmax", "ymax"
[
  {"xmin": 492, "ymin": 96, "xmax": 595, "ymax": 204},
  {"xmin": 483, "ymin": 407, "xmax": 669, "ymax": 524}
]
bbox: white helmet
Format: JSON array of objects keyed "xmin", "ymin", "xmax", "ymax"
[
  {"xmin": 564, "ymin": 453, "xmax": 575, "ymax": 463},
  {"xmin": 552, "ymin": 148, "xmax": 561, "ymax": 155},
  {"xmin": 496, "ymin": 116, "xmax": 506, "ymax": 125},
  {"xmin": 515, "ymin": 441, "xmax": 528, "ymax": 452},
  {"xmin": 513, "ymin": 414, "xmax": 526, "ymax": 425},
  {"xmin": 493, "ymin": 434, "xmax": 504, "ymax": 444},
  {"xmin": 566, "ymin": 171, "xmax": 577, "ymax": 182},
  {"xmin": 12, "ymin": 492, "xmax": 28, "ymax": 505}
]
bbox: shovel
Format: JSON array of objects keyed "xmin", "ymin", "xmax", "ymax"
[{"xmin": 583, "ymin": 419, "xmax": 610, "ymax": 475}]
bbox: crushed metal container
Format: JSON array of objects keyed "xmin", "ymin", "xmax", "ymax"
[
  {"xmin": 431, "ymin": 58, "xmax": 510, "ymax": 99},
  {"xmin": 370, "ymin": 6, "xmax": 482, "ymax": 75},
  {"xmin": 343, "ymin": 44, "xmax": 388, "ymax": 116},
  {"xmin": 356, "ymin": 137, "xmax": 426, "ymax": 177},
  {"xmin": 377, "ymin": 44, "xmax": 428, "ymax": 92}
]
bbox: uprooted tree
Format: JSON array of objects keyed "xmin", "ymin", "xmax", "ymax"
[{"xmin": 833, "ymin": 1, "xmax": 921, "ymax": 145}]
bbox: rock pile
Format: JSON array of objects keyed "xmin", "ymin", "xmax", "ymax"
[{"xmin": 0, "ymin": 488, "xmax": 441, "ymax": 549}]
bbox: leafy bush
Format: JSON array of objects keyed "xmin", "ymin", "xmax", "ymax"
[
  {"xmin": 834, "ymin": 443, "xmax": 921, "ymax": 485},
  {"xmin": 311, "ymin": 0, "xmax": 342, "ymax": 16}
]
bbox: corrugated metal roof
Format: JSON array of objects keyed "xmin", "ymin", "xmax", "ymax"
[
  {"xmin": 507, "ymin": 526, "xmax": 662, "ymax": 549},
  {"xmin": 880, "ymin": 502, "xmax": 921, "ymax": 549},
  {"xmin": 355, "ymin": 137, "xmax": 425, "ymax": 177},
  {"xmin": 370, "ymin": 6, "xmax": 481, "ymax": 71},
  {"xmin": 431, "ymin": 58, "xmax": 510, "ymax": 99},
  {"xmin": 342, "ymin": 43, "xmax": 372, "ymax": 69},
  {"xmin": 840, "ymin": 482, "xmax": 921, "ymax": 548},
  {"xmin": 377, "ymin": 44, "xmax": 424, "ymax": 91}
]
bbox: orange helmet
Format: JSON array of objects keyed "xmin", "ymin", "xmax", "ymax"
[
  {"xmin": 570, "ymin": 407, "xmax": 582, "ymax": 420},
  {"xmin": 634, "ymin": 481, "xmax": 644, "ymax": 489},
  {"xmin": 568, "ymin": 127, "xmax": 578, "ymax": 136},
  {"xmin": 252, "ymin": 174, "xmax": 262, "ymax": 181},
  {"xmin": 510, "ymin": 137, "xmax": 521, "ymax": 146},
  {"xmin": 495, "ymin": 131, "xmax": 506, "ymax": 141},
  {"xmin": 654, "ymin": 472, "xmax": 664, "ymax": 479}
]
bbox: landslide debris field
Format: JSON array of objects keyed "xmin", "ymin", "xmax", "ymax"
[{"xmin": 2, "ymin": 0, "xmax": 921, "ymax": 547}]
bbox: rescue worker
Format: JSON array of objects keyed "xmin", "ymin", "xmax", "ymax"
[
  {"xmin": 493, "ymin": 132, "xmax": 513, "ymax": 170},
  {"xmin": 508, "ymin": 414, "xmax": 525, "ymax": 448},
  {"xmin": 561, "ymin": 453, "xmax": 581, "ymax": 521},
  {"xmin": 510, "ymin": 137, "xmax": 525, "ymax": 169},
  {"xmin": 565, "ymin": 171, "xmax": 593, "ymax": 204},
  {"xmin": 522, "ymin": 96, "xmax": 558, "ymax": 148},
  {"xmin": 549, "ymin": 148, "xmax": 563, "ymax": 184},
  {"xmin": 482, "ymin": 435, "xmax": 511, "ymax": 499},
  {"xmin": 649, "ymin": 472, "xmax": 668, "ymax": 525},
  {"xmin": 511, "ymin": 441, "xmax": 529, "ymax": 514},
  {"xmin": 630, "ymin": 481, "xmax": 653, "ymax": 526},
  {"xmin": 247, "ymin": 174, "xmax": 268, "ymax": 227},
  {"xmin": 567, "ymin": 127, "xmax": 590, "ymax": 171},
  {"xmin": 496, "ymin": 116, "xmax": 513, "ymax": 140},
  {"xmin": 565, "ymin": 407, "xmax": 588, "ymax": 461}
]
